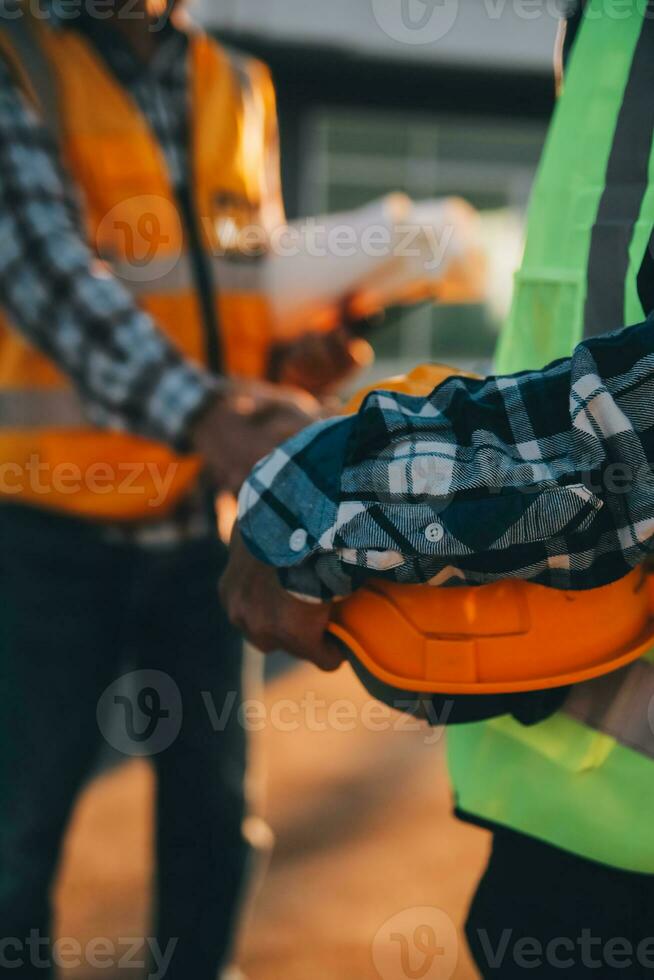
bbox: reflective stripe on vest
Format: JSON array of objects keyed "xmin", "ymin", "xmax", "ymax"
[
  {"xmin": 448, "ymin": 0, "xmax": 654, "ymax": 872},
  {"xmin": 0, "ymin": 388, "xmax": 87, "ymax": 429},
  {"xmin": 110, "ymin": 253, "xmax": 265, "ymax": 299}
]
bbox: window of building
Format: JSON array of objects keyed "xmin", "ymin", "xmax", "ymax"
[{"xmin": 299, "ymin": 109, "xmax": 547, "ymax": 377}]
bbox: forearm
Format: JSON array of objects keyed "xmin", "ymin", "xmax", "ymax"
[
  {"xmin": 238, "ymin": 317, "xmax": 654, "ymax": 598},
  {"xmin": 0, "ymin": 63, "xmax": 218, "ymax": 449}
]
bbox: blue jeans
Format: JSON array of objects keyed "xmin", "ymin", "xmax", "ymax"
[{"xmin": 0, "ymin": 504, "xmax": 250, "ymax": 979}]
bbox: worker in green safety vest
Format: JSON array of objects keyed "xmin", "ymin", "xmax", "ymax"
[
  {"xmin": 221, "ymin": 2, "xmax": 654, "ymax": 977},
  {"xmin": 448, "ymin": 5, "xmax": 654, "ymax": 976}
]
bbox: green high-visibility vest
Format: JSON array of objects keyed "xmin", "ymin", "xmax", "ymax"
[{"xmin": 447, "ymin": 0, "xmax": 654, "ymax": 873}]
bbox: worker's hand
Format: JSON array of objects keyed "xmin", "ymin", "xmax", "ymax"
[
  {"xmin": 219, "ymin": 527, "xmax": 345, "ymax": 672},
  {"xmin": 192, "ymin": 379, "xmax": 321, "ymax": 493},
  {"xmin": 270, "ymin": 326, "xmax": 373, "ymax": 394}
]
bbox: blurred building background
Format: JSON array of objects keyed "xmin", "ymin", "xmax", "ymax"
[{"xmin": 198, "ymin": 0, "xmax": 558, "ymax": 375}]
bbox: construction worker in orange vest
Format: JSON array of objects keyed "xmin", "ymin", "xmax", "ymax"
[{"xmin": 0, "ymin": 0, "xmax": 374, "ymax": 976}]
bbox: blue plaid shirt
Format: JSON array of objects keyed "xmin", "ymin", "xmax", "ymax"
[
  {"xmin": 0, "ymin": 19, "xmax": 217, "ymax": 450},
  {"xmin": 0, "ymin": 16, "xmax": 222, "ymax": 543},
  {"xmin": 239, "ymin": 317, "xmax": 654, "ymax": 599}
]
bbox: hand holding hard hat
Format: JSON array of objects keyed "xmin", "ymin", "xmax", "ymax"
[
  {"xmin": 328, "ymin": 366, "xmax": 654, "ymax": 717},
  {"xmin": 222, "ymin": 364, "xmax": 654, "ymax": 726},
  {"xmin": 218, "ymin": 527, "xmax": 344, "ymax": 673}
]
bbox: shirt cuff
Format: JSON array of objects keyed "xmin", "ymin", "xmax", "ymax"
[
  {"xmin": 237, "ymin": 414, "xmax": 355, "ymax": 566},
  {"xmin": 145, "ymin": 360, "xmax": 226, "ymax": 452}
]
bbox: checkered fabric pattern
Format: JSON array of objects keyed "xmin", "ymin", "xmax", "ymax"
[
  {"xmin": 0, "ymin": 17, "xmax": 220, "ymax": 542},
  {"xmin": 239, "ymin": 317, "xmax": 654, "ymax": 599}
]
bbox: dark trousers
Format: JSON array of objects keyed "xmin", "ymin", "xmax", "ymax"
[
  {"xmin": 0, "ymin": 505, "xmax": 249, "ymax": 979},
  {"xmin": 466, "ymin": 828, "xmax": 654, "ymax": 978}
]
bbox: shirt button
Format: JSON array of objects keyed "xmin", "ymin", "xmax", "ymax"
[
  {"xmin": 425, "ymin": 521, "xmax": 445, "ymax": 544},
  {"xmin": 289, "ymin": 528, "xmax": 308, "ymax": 553}
]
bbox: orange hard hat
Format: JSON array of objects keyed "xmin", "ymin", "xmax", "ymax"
[
  {"xmin": 328, "ymin": 365, "xmax": 654, "ymax": 702},
  {"xmin": 329, "ymin": 569, "xmax": 654, "ymax": 697}
]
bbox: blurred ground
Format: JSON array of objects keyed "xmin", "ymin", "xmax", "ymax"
[{"xmin": 56, "ymin": 661, "xmax": 488, "ymax": 979}]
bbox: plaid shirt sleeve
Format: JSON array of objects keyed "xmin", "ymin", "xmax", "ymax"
[
  {"xmin": 238, "ymin": 316, "xmax": 654, "ymax": 600},
  {"xmin": 0, "ymin": 61, "xmax": 218, "ymax": 449}
]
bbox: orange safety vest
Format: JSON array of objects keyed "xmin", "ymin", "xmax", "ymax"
[{"xmin": 0, "ymin": 11, "xmax": 283, "ymax": 520}]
